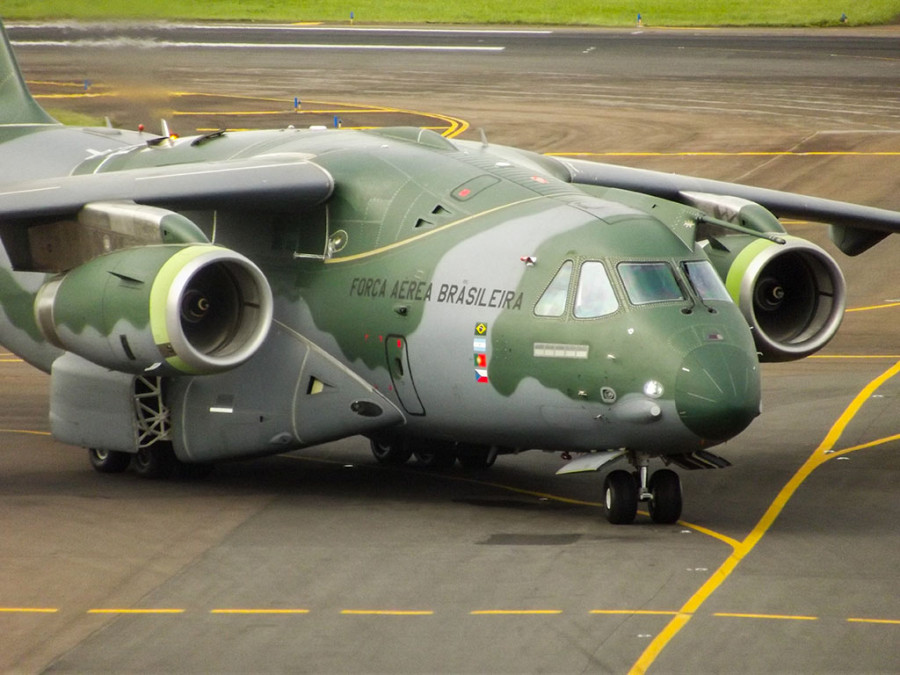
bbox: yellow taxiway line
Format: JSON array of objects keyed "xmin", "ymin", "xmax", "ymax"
[
  {"xmin": 628, "ymin": 359, "xmax": 900, "ymax": 674},
  {"xmin": 341, "ymin": 609, "xmax": 434, "ymax": 616},
  {"xmin": 211, "ymin": 609, "xmax": 310, "ymax": 615},
  {"xmin": 470, "ymin": 609, "xmax": 562, "ymax": 615},
  {"xmin": 713, "ymin": 612, "xmax": 818, "ymax": 621},
  {"xmin": 847, "ymin": 617, "xmax": 900, "ymax": 626},
  {"xmin": 88, "ymin": 609, "xmax": 185, "ymax": 614}
]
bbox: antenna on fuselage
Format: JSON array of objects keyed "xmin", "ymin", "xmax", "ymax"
[{"xmin": 479, "ymin": 128, "xmax": 489, "ymax": 148}]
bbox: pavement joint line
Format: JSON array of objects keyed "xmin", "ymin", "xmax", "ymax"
[{"xmin": 0, "ymin": 607, "xmax": 58, "ymax": 613}]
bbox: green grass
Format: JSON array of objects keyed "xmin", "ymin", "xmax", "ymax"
[
  {"xmin": 43, "ymin": 108, "xmax": 105, "ymax": 127},
  {"xmin": 4, "ymin": 0, "xmax": 900, "ymax": 27}
]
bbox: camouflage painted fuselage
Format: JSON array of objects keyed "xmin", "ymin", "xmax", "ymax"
[{"xmin": 0, "ymin": 123, "xmax": 762, "ymax": 461}]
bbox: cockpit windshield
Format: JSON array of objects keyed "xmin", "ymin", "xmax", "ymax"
[
  {"xmin": 535, "ymin": 258, "xmax": 730, "ymax": 318},
  {"xmin": 618, "ymin": 262, "xmax": 684, "ymax": 305},
  {"xmin": 683, "ymin": 260, "xmax": 732, "ymax": 302},
  {"xmin": 534, "ymin": 261, "xmax": 573, "ymax": 317},
  {"xmin": 574, "ymin": 262, "xmax": 618, "ymax": 318}
]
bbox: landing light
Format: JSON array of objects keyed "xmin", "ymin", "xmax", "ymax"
[{"xmin": 643, "ymin": 380, "xmax": 664, "ymax": 399}]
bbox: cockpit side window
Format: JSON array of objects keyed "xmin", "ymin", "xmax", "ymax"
[
  {"xmin": 683, "ymin": 260, "xmax": 732, "ymax": 302},
  {"xmin": 534, "ymin": 261, "xmax": 573, "ymax": 316},
  {"xmin": 574, "ymin": 262, "xmax": 618, "ymax": 318},
  {"xmin": 618, "ymin": 262, "xmax": 684, "ymax": 305}
]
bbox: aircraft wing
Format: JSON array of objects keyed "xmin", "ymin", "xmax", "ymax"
[
  {"xmin": 0, "ymin": 154, "xmax": 334, "ymax": 220},
  {"xmin": 555, "ymin": 156, "xmax": 900, "ymax": 255}
]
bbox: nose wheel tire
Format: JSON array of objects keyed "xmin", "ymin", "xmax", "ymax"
[
  {"xmin": 648, "ymin": 469, "xmax": 683, "ymax": 524},
  {"xmin": 603, "ymin": 470, "xmax": 638, "ymax": 524}
]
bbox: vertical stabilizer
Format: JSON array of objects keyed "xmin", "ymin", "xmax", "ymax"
[{"xmin": 0, "ymin": 19, "xmax": 58, "ymax": 126}]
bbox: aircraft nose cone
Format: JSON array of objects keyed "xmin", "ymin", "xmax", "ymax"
[{"xmin": 675, "ymin": 343, "xmax": 761, "ymax": 442}]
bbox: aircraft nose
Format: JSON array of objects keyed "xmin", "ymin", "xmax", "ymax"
[{"xmin": 675, "ymin": 343, "xmax": 761, "ymax": 442}]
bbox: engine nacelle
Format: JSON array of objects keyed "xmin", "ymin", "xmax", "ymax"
[
  {"xmin": 35, "ymin": 244, "xmax": 273, "ymax": 375},
  {"xmin": 706, "ymin": 234, "xmax": 846, "ymax": 362}
]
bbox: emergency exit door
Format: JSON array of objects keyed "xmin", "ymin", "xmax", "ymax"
[{"xmin": 385, "ymin": 335, "xmax": 425, "ymax": 415}]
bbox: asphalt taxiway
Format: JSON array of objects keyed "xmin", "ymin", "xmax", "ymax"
[{"xmin": 2, "ymin": 22, "xmax": 900, "ymax": 673}]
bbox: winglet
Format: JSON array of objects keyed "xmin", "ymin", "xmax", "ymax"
[{"xmin": 0, "ymin": 19, "xmax": 59, "ymax": 126}]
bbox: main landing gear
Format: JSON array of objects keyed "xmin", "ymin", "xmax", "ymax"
[
  {"xmin": 88, "ymin": 444, "xmax": 214, "ymax": 480},
  {"xmin": 603, "ymin": 464, "xmax": 682, "ymax": 525}
]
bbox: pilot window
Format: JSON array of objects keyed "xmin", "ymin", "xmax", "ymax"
[
  {"xmin": 618, "ymin": 262, "xmax": 684, "ymax": 305},
  {"xmin": 683, "ymin": 260, "xmax": 732, "ymax": 302},
  {"xmin": 534, "ymin": 261, "xmax": 573, "ymax": 316},
  {"xmin": 574, "ymin": 262, "xmax": 618, "ymax": 318}
]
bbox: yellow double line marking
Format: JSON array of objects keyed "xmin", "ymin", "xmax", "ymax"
[{"xmin": 169, "ymin": 94, "xmax": 468, "ymax": 138}]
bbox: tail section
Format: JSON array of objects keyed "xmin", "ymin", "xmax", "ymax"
[{"xmin": 0, "ymin": 19, "xmax": 58, "ymax": 126}]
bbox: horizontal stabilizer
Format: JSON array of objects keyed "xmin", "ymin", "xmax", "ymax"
[
  {"xmin": 0, "ymin": 155, "xmax": 334, "ymax": 221},
  {"xmin": 557, "ymin": 157, "xmax": 900, "ymax": 255}
]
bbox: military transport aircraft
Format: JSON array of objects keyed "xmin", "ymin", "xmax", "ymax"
[{"xmin": 2, "ymin": 22, "xmax": 899, "ymax": 525}]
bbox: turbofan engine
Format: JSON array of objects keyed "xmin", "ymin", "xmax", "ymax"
[
  {"xmin": 705, "ymin": 234, "xmax": 846, "ymax": 361},
  {"xmin": 34, "ymin": 244, "xmax": 273, "ymax": 375}
]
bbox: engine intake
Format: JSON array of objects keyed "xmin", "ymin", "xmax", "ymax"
[
  {"xmin": 709, "ymin": 234, "xmax": 846, "ymax": 361},
  {"xmin": 35, "ymin": 244, "xmax": 273, "ymax": 375}
]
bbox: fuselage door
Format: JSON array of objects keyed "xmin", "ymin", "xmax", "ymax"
[{"xmin": 385, "ymin": 335, "xmax": 425, "ymax": 416}]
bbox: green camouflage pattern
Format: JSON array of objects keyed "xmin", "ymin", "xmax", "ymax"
[{"xmin": 2, "ymin": 20, "xmax": 897, "ymax": 508}]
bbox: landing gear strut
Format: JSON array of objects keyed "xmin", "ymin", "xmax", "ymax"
[{"xmin": 602, "ymin": 457, "xmax": 682, "ymax": 525}]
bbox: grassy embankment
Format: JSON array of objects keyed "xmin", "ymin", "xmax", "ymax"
[{"xmin": 4, "ymin": 0, "xmax": 900, "ymax": 27}]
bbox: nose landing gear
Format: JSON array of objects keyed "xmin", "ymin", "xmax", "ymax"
[{"xmin": 602, "ymin": 456, "xmax": 682, "ymax": 525}]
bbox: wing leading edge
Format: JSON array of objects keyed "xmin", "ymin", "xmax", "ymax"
[
  {"xmin": 0, "ymin": 155, "xmax": 334, "ymax": 220},
  {"xmin": 555, "ymin": 157, "xmax": 900, "ymax": 255}
]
